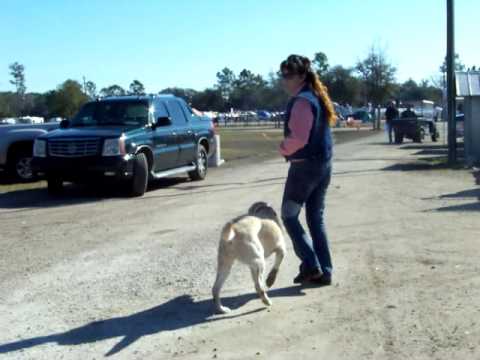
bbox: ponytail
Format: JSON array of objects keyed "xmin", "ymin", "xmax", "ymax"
[{"xmin": 306, "ymin": 71, "xmax": 337, "ymax": 127}]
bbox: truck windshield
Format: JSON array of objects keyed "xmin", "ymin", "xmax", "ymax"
[{"xmin": 71, "ymin": 100, "xmax": 149, "ymax": 127}]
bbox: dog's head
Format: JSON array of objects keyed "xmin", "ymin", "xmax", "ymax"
[{"xmin": 248, "ymin": 202, "xmax": 281, "ymax": 226}]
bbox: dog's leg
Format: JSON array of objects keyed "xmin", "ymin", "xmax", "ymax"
[
  {"xmin": 266, "ymin": 246, "xmax": 286, "ymax": 288},
  {"xmin": 212, "ymin": 255, "xmax": 234, "ymax": 314},
  {"xmin": 250, "ymin": 259, "xmax": 272, "ymax": 307}
]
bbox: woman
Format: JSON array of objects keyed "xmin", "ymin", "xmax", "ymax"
[{"xmin": 278, "ymin": 54, "xmax": 337, "ymax": 285}]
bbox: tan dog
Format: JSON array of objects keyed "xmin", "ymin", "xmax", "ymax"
[{"xmin": 212, "ymin": 202, "xmax": 286, "ymax": 314}]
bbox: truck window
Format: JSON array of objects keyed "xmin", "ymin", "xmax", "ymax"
[
  {"xmin": 166, "ymin": 100, "xmax": 188, "ymax": 126},
  {"xmin": 71, "ymin": 100, "xmax": 149, "ymax": 127},
  {"xmin": 178, "ymin": 99, "xmax": 194, "ymax": 119},
  {"xmin": 154, "ymin": 101, "xmax": 169, "ymax": 120}
]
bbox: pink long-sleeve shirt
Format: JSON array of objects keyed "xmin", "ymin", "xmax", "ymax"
[{"xmin": 279, "ymin": 86, "xmax": 314, "ymax": 157}]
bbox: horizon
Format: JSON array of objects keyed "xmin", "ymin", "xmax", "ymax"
[{"xmin": 0, "ymin": 0, "xmax": 479, "ymax": 94}]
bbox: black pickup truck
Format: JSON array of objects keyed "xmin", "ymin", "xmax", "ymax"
[{"xmin": 32, "ymin": 95, "xmax": 215, "ymax": 196}]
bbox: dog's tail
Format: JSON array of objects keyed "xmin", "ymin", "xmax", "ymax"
[{"xmin": 221, "ymin": 222, "xmax": 236, "ymax": 242}]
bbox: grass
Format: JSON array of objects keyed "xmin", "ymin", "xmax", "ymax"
[
  {"xmin": 0, "ymin": 177, "xmax": 46, "ymax": 194},
  {"xmin": 217, "ymin": 128, "xmax": 284, "ymax": 161}
]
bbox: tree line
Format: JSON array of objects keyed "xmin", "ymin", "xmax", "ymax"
[{"xmin": 0, "ymin": 47, "xmax": 470, "ymax": 120}]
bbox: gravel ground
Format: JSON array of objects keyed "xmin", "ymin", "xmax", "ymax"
[{"xmin": 0, "ymin": 130, "xmax": 478, "ymax": 359}]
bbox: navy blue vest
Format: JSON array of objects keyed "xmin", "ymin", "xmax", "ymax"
[{"xmin": 283, "ymin": 86, "xmax": 333, "ymax": 162}]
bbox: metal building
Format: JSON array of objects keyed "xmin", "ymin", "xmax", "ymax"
[{"xmin": 456, "ymin": 72, "xmax": 480, "ymax": 165}]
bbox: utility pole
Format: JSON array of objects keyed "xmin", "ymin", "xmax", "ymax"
[{"xmin": 446, "ymin": 0, "xmax": 457, "ymax": 163}]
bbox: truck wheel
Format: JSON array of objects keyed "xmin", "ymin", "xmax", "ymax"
[
  {"xmin": 394, "ymin": 132, "xmax": 404, "ymax": 144},
  {"xmin": 8, "ymin": 149, "xmax": 36, "ymax": 182},
  {"xmin": 189, "ymin": 145, "xmax": 208, "ymax": 181},
  {"xmin": 414, "ymin": 129, "xmax": 424, "ymax": 143},
  {"xmin": 431, "ymin": 133, "xmax": 439, "ymax": 142},
  {"xmin": 47, "ymin": 176, "xmax": 63, "ymax": 195},
  {"xmin": 130, "ymin": 153, "xmax": 148, "ymax": 197}
]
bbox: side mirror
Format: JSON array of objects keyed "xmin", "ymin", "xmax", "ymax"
[
  {"xmin": 156, "ymin": 116, "xmax": 172, "ymax": 127},
  {"xmin": 60, "ymin": 119, "xmax": 70, "ymax": 129}
]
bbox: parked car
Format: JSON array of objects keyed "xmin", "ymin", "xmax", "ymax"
[
  {"xmin": 0, "ymin": 122, "xmax": 59, "ymax": 181},
  {"xmin": 0, "ymin": 118, "xmax": 17, "ymax": 125},
  {"xmin": 32, "ymin": 95, "xmax": 215, "ymax": 197},
  {"xmin": 256, "ymin": 110, "xmax": 272, "ymax": 120},
  {"xmin": 349, "ymin": 110, "xmax": 372, "ymax": 123}
]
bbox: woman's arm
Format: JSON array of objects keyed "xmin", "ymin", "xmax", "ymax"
[{"xmin": 279, "ymin": 98, "xmax": 314, "ymax": 157}]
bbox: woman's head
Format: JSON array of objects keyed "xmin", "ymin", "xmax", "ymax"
[
  {"xmin": 279, "ymin": 54, "xmax": 337, "ymax": 127},
  {"xmin": 279, "ymin": 55, "xmax": 310, "ymax": 95}
]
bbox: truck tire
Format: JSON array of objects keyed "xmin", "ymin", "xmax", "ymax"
[
  {"xmin": 394, "ymin": 132, "xmax": 404, "ymax": 144},
  {"xmin": 414, "ymin": 129, "xmax": 425, "ymax": 143},
  {"xmin": 8, "ymin": 148, "xmax": 36, "ymax": 182},
  {"xmin": 431, "ymin": 132, "xmax": 438, "ymax": 142},
  {"xmin": 47, "ymin": 176, "xmax": 63, "ymax": 195},
  {"xmin": 130, "ymin": 153, "xmax": 148, "ymax": 197},
  {"xmin": 188, "ymin": 145, "xmax": 208, "ymax": 181}
]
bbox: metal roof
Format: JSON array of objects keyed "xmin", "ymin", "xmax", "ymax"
[{"xmin": 456, "ymin": 72, "xmax": 480, "ymax": 97}]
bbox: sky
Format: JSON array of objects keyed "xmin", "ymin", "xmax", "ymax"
[{"xmin": 0, "ymin": 0, "xmax": 479, "ymax": 94}]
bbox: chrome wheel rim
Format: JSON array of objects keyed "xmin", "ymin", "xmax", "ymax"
[
  {"xmin": 16, "ymin": 157, "xmax": 33, "ymax": 180},
  {"xmin": 198, "ymin": 151, "xmax": 207, "ymax": 175}
]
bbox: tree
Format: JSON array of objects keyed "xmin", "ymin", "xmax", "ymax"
[
  {"xmin": 0, "ymin": 92, "xmax": 16, "ymax": 118},
  {"xmin": 100, "ymin": 85, "xmax": 126, "ymax": 97},
  {"xmin": 397, "ymin": 79, "xmax": 423, "ymax": 102},
  {"xmin": 230, "ymin": 69, "xmax": 267, "ymax": 110},
  {"xmin": 46, "ymin": 80, "xmax": 89, "ymax": 118},
  {"xmin": 215, "ymin": 67, "xmax": 236, "ymax": 101},
  {"xmin": 30, "ymin": 93, "xmax": 49, "ymax": 117},
  {"xmin": 159, "ymin": 87, "xmax": 197, "ymax": 104},
  {"xmin": 234, "ymin": 69, "xmax": 266, "ymax": 89},
  {"xmin": 323, "ymin": 65, "xmax": 361, "ymax": 106},
  {"xmin": 257, "ymin": 72, "xmax": 289, "ymax": 111},
  {"xmin": 439, "ymin": 53, "xmax": 465, "ymax": 74},
  {"xmin": 313, "ymin": 52, "xmax": 329, "ymax": 77},
  {"xmin": 191, "ymin": 88, "xmax": 225, "ymax": 111},
  {"xmin": 129, "ymin": 80, "xmax": 145, "ymax": 95},
  {"xmin": 9, "ymin": 62, "xmax": 27, "ymax": 115},
  {"xmin": 356, "ymin": 47, "xmax": 397, "ymax": 106},
  {"xmin": 9, "ymin": 62, "xmax": 26, "ymax": 96},
  {"xmin": 356, "ymin": 46, "xmax": 396, "ymax": 129},
  {"xmin": 396, "ymin": 79, "xmax": 442, "ymax": 104},
  {"xmin": 85, "ymin": 81, "xmax": 97, "ymax": 99},
  {"xmin": 436, "ymin": 53, "xmax": 466, "ymax": 89}
]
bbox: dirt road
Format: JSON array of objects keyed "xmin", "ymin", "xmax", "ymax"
[{"xmin": 0, "ymin": 132, "xmax": 478, "ymax": 359}]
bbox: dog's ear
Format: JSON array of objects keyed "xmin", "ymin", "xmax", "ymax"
[{"xmin": 248, "ymin": 201, "xmax": 268, "ymax": 215}]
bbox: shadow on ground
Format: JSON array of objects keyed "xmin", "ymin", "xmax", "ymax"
[
  {"xmin": 0, "ymin": 178, "xmax": 189, "ymax": 210},
  {"xmin": 0, "ymin": 286, "xmax": 305, "ymax": 357},
  {"xmin": 0, "ymin": 175, "xmax": 291, "ymax": 210},
  {"xmin": 423, "ymin": 187, "xmax": 480, "ymax": 212},
  {"xmin": 381, "ymin": 161, "xmax": 452, "ymax": 172},
  {"xmin": 431, "ymin": 202, "xmax": 480, "ymax": 212}
]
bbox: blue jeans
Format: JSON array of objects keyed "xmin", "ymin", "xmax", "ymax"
[
  {"xmin": 281, "ymin": 159, "xmax": 333, "ymax": 277},
  {"xmin": 386, "ymin": 122, "xmax": 393, "ymax": 143}
]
